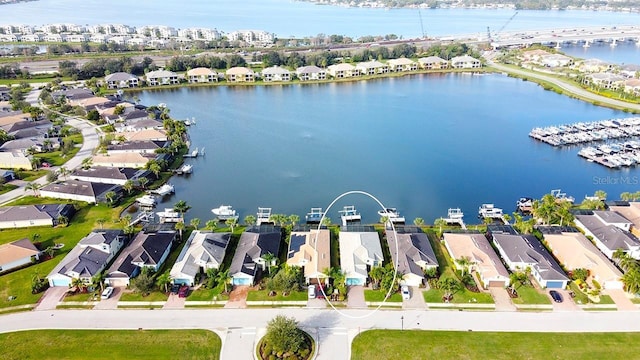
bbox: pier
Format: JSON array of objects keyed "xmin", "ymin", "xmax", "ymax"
[
  {"xmin": 529, "ymin": 117, "xmax": 640, "ymax": 147},
  {"xmin": 578, "ymin": 140, "xmax": 640, "ymax": 169},
  {"xmin": 256, "ymin": 207, "xmax": 272, "ymax": 226},
  {"xmin": 444, "ymin": 208, "xmax": 467, "ymax": 230}
]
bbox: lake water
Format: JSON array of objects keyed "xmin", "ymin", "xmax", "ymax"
[
  {"xmin": 1, "ymin": 0, "xmax": 639, "ymax": 38},
  {"xmin": 560, "ymin": 42, "xmax": 640, "ymax": 65},
  {"xmin": 132, "ymin": 73, "xmax": 638, "ymax": 224}
]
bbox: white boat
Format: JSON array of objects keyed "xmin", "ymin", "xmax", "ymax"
[
  {"xmin": 551, "ymin": 189, "xmax": 575, "ymax": 203},
  {"xmin": 177, "ymin": 163, "xmax": 193, "ymax": 174},
  {"xmin": 339, "ymin": 205, "xmax": 361, "ymax": 226},
  {"xmin": 478, "ymin": 204, "xmax": 503, "ymax": 218},
  {"xmin": 377, "ymin": 208, "xmax": 406, "ymax": 223},
  {"xmin": 306, "ymin": 208, "xmax": 324, "ymax": 223},
  {"xmin": 136, "ymin": 194, "xmax": 156, "ymax": 207},
  {"xmin": 152, "ymin": 183, "xmax": 174, "ymax": 196},
  {"xmin": 211, "ymin": 205, "xmax": 239, "ymax": 221},
  {"xmin": 516, "ymin": 197, "xmax": 533, "ymax": 212},
  {"xmin": 156, "ymin": 208, "xmax": 182, "ymax": 223},
  {"xmin": 447, "ymin": 208, "xmax": 464, "ymax": 220}
]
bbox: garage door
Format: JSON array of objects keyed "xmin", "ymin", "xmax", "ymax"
[
  {"xmin": 50, "ymin": 278, "xmax": 71, "ymax": 287},
  {"xmin": 488, "ymin": 281, "xmax": 506, "ymax": 288},
  {"xmin": 107, "ymin": 278, "xmax": 130, "ymax": 287},
  {"xmin": 233, "ymin": 277, "xmax": 251, "ymax": 286},
  {"xmin": 545, "ymin": 281, "xmax": 564, "ymax": 289},
  {"xmin": 173, "ymin": 278, "xmax": 191, "ymax": 286}
]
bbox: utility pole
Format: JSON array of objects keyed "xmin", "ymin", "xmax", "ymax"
[{"xmin": 418, "ymin": 8, "xmax": 426, "ymax": 39}]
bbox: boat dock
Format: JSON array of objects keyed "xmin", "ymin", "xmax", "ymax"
[
  {"xmin": 174, "ymin": 163, "xmax": 193, "ymax": 175},
  {"xmin": 444, "ymin": 208, "xmax": 466, "ymax": 230},
  {"xmin": 529, "ymin": 117, "xmax": 640, "ymax": 147},
  {"xmin": 183, "ymin": 147, "xmax": 205, "ymax": 158},
  {"xmin": 305, "ymin": 208, "xmax": 324, "ymax": 224},
  {"xmin": 578, "ymin": 140, "xmax": 640, "ymax": 169},
  {"xmin": 257, "ymin": 207, "xmax": 272, "ymax": 226}
]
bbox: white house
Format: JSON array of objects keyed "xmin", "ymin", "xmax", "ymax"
[
  {"xmin": 327, "ymin": 63, "xmax": 359, "ymax": 78},
  {"xmin": 225, "ymin": 67, "xmax": 255, "ymax": 83},
  {"xmin": 104, "ymin": 72, "xmax": 139, "ymax": 89},
  {"xmin": 356, "ymin": 60, "xmax": 390, "ymax": 75},
  {"xmin": 146, "ymin": 70, "xmax": 179, "ymax": 86},
  {"xmin": 418, "ymin": 56, "xmax": 449, "ymax": 70},
  {"xmin": 170, "ymin": 231, "xmax": 230, "ymax": 286},
  {"xmin": 450, "ymin": 55, "xmax": 481, "ymax": 69},
  {"xmin": 339, "ymin": 229, "xmax": 383, "ymax": 286},
  {"xmin": 296, "ymin": 66, "xmax": 327, "ymax": 81},
  {"xmin": 387, "ymin": 58, "xmax": 418, "ymax": 72},
  {"xmin": 0, "ymin": 204, "xmax": 75, "ymax": 230},
  {"xmin": 0, "ymin": 238, "xmax": 40, "ymax": 274},
  {"xmin": 574, "ymin": 211, "xmax": 640, "ymax": 260},
  {"xmin": 186, "ymin": 67, "xmax": 218, "ymax": 83},
  {"xmin": 261, "ymin": 66, "xmax": 292, "ymax": 82},
  {"xmin": 69, "ymin": 167, "xmax": 148, "ymax": 186},
  {"xmin": 39, "ymin": 180, "xmax": 121, "ymax": 204}
]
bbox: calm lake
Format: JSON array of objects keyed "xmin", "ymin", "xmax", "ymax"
[{"xmin": 133, "ymin": 73, "xmax": 638, "ymax": 224}]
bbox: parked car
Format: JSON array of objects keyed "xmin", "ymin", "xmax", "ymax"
[
  {"xmin": 401, "ymin": 285, "xmax": 411, "ymax": 300},
  {"xmin": 178, "ymin": 285, "xmax": 189, "ymax": 298},
  {"xmin": 101, "ymin": 286, "xmax": 114, "ymax": 300},
  {"xmin": 549, "ymin": 290, "xmax": 563, "ymax": 303},
  {"xmin": 171, "ymin": 284, "xmax": 180, "ymax": 294},
  {"xmin": 308, "ymin": 284, "xmax": 316, "ymax": 299}
]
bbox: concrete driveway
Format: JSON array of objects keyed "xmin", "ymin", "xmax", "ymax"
[
  {"xmin": 347, "ymin": 286, "xmax": 366, "ymax": 308},
  {"xmin": 225, "ymin": 285, "xmax": 249, "ymax": 309},
  {"xmin": 33, "ymin": 286, "xmax": 67, "ymax": 311},
  {"xmin": 403, "ymin": 287, "xmax": 426, "ymax": 310},
  {"xmin": 549, "ymin": 289, "xmax": 580, "ymax": 311},
  {"xmin": 94, "ymin": 287, "xmax": 123, "ymax": 310},
  {"xmin": 163, "ymin": 293, "xmax": 185, "ymax": 309},
  {"xmin": 605, "ymin": 289, "xmax": 637, "ymax": 311},
  {"xmin": 490, "ymin": 288, "xmax": 516, "ymax": 312}
]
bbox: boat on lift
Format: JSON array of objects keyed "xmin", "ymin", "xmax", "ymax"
[
  {"xmin": 478, "ymin": 204, "xmax": 504, "ymax": 219},
  {"xmin": 211, "ymin": 205, "xmax": 239, "ymax": 221},
  {"xmin": 152, "ymin": 183, "xmax": 175, "ymax": 196},
  {"xmin": 339, "ymin": 206, "xmax": 361, "ymax": 226},
  {"xmin": 377, "ymin": 208, "xmax": 406, "ymax": 223},
  {"xmin": 136, "ymin": 194, "xmax": 156, "ymax": 207},
  {"xmin": 306, "ymin": 208, "xmax": 325, "ymax": 224}
]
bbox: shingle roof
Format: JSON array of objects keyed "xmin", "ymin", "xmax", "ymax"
[
  {"xmin": 493, "ymin": 233, "xmax": 568, "ymax": 282},
  {"xmin": 171, "ymin": 231, "xmax": 230, "ymax": 280},
  {"xmin": 230, "ymin": 226, "xmax": 281, "ymax": 277},
  {"xmin": 41, "ymin": 180, "xmax": 114, "ymax": 198},
  {"xmin": 0, "ymin": 238, "xmax": 40, "ymax": 266},
  {"xmin": 386, "ymin": 229, "xmax": 437, "ymax": 278},
  {"xmin": 105, "ymin": 72, "xmax": 137, "ymax": 82},
  {"xmin": 70, "ymin": 167, "xmax": 142, "ymax": 182},
  {"xmin": 575, "ymin": 214, "xmax": 640, "ymax": 252}
]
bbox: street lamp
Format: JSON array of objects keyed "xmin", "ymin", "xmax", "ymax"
[{"xmin": 401, "ymin": 315, "xmax": 404, "ymax": 331}]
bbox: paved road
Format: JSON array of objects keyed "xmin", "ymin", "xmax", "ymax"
[{"xmin": 490, "ymin": 62, "xmax": 640, "ymax": 112}]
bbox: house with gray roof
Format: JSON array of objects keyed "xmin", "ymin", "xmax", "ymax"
[
  {"xmin": 574, "ymin": 210, "xmax": 640, "ymax": 260},
  {"xmin": 146, "ymin": 70, "xmax": 179, "ymax": 86},
  {"xmin": 261, "ymin": 66, "xmax": 292, "ymax": 82},
  {"xmin": 105, "ymin": 230, "xmax": 176, "ymax": 287},
  {"xmin": 47, "ymin": 229, "xmax": 126, "ymax": 287},
  {"xmin": 106, "ymin": 140, "xmax": 168, "ymax": 155},
  {"xmin": 490, "ymin": 228, "xmax": 569, "ymax": 289},
  {"xmin": 0, "ymin": 203, "xmax": 75, "ymax": 229},
  {"xmin": 339, "ymin": 226, "xmax": 383, "ymax": 286},
  {"xmin": 104, "ymin": 72, "xmax": 139, "ymax": 89},
  {"xmin": 295, "ymin": 65, "xmax": 327, "ymax": 81},
  {"xmin": 52, "ymin": 88, "xmax": 94, "ymax": 102},
  {"xmin": 170, "ymin": 231, "xmax": 230, "ymax": 286},
  {"xmin": 40, "ymin": 180, "xmax": 122, "ymax": 204},
  {"xmin": 114, "ymin": 118, "xmax": 163, "ymax": 133},
  {"xmin": 230, "ymin": 226, "xmax": 281, "ymax": 286},
  {"xmin": 386, "ymin": 226, "xmax": 438, "ymax": 286},
  {"xmin": 70, "ymin": 167, "xmax": 148, "ymax": 186}
]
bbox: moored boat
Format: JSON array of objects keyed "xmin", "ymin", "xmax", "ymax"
[
  {"xmin": 152, "ymin": 183, "xmax": 175, "ymax": 196},
  {"xmin": 211, "ymin": 205, "xmax": 239, "ymax": 221},
  {"xmin": 377, "ymin": 208, "xmax": 406, "ymax": 223}
]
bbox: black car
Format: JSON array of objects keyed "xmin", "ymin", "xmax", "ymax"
[
  {"xmin": 171, "ymin": 284, "xmax": 180, "ymax": 294},
  {"xmin": 549, "ymin": 290, "xmax": 563, "ymax": 303}
]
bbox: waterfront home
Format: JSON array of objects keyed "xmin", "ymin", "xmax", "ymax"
[
  {"xmin": 386, "ymin": 227, "xmax": 438, "ymax": 287},
  {"xmin": 70, "ymin": 167, "xmax": 148, "ymax": 186},
  {"xmin": 387, "ymin": 58, "xmax": 418, "ymax": 72},
  {"xmin": 106, "ymin": 140, "xmax": 168, "ymax": 155},
  {"xmin": 489, "ymin": 225, "xmax": 569, "ymax": 289},
  {"xmin": 624, "ymin": 79, "xmax": 640, "ymax": 96},
  {"xmin": 121, "ymin": 129, "xmax": 168, "ymax": 142},
  {"xmin": 90, "ymin": 34, "xmax": 111, "ymax": 43},
  {"xmin": 327, "ymin": 63, "xmax": 359, "ymax": 78},
  {"xmin": 65, "ymin": 34, "xmax": 89, "ymax": 43},
  {"xmin": 0, "ymin": 238, "xmax": 40, "ymax": 274},
  {"xmin": 0, "ymin": 151, "xmax": 33, "ymax": 170},
  {"xmin": 356, "ymin": 60, "xmax": 390, "ymax": 75},
  {"xmin": 450, "ymin": 55, "xmax": 482, "ymax": 69},
  {"xmin": 0, "ymin": 34, "xmax": 20, "ymax": 42},
  {"xmin": 43, "ymin": 33, "xmax": 66, "ymax": 42},
  {"xmin": 296, "ymin": 65, "xmax": 327, "ymax": 81},
  {"xmin": 539, "ymin": 226, "xmax": 623, "ymax": 290},
  {"xmin": 0, "ymin": 204, "xmax": 75, "ymax": 229},
  {"xmin": 287, "ymin": 228, "xmax": 331, "ymax": 285},
  {"xmin": 225, "ymin": 67, "xmax": 256, "ymax": 82},
  {"xmin": 47, "ymin": 229, "xmax": 126, "ymax": 287},
  {"xmin": 99, "ymin": 102, "xmax": 135, "ymax": 117},
  {"xmin": 68, "ymin": 96, "xmax": 112, "ymax": 111},
  {"xmin": 442, "ymin": 232, "xmax": 509, "ymax": 289},
  {"xmin": 574, "ymin": 210, "xmax": 640, "ymax": 260},
  {"xmin": 170, "ymin": 231, "xmax": 230, "ymax": 286},
  {"xmin": 92, "ymin": 153, "xmax": 153, "ymax": 168},
  {"xmin": 104, "ymin": 72, "xmax": 139, "ymax": 89},
  {"xmin": 114, "ymin": 118, "xmax": 163, "ymax": 133},
  {"xmin": 576, "ymin": 58, "xmax": 613, "ymax": 73},
  {"xmin": 339, "ymin": 226, "xmax": 383, "ymax": 286},
  {"xmin": 620, "ymin": 64, "xmax": 640, "ymax": 78},
  {"xmin": 261, "ymin": 66, "xmax": 292, "ymax": 82},
  {"xmin": 4, "ymin": 119, "xmax": 53, "ymax": 139},
  {"xmin": 40, "ymin": 180, "xmax": 122, "ymax": 204},
  {"xmin": 186, "ymin": 67, "xmax": 219, "ymax": 83},
  {"xmin": 21, "ymin": 34, "xmax": 42, "ymax": 42},
  {"xmin": 520, "ymin": 49, "xmax": 551, "ymax": 62},
  {"xmin": 539, "ymin": 54, "xmax": 574, "ymax": 68},
  {"xmin": 229, "ymin": 226, "xmax": 281, "ymax": 286},
  {"xmin": 584, "ymin": 73, "xmax": 625, "ymax": 90},
  {"xmin": 52, "ymin": 88, "xmax": 94, "ymax": 102},
  {"xmin": 418, "ymin": 56, "xmax": 449, "ymax": 70},
  {"xmin": 608, "ymin": 201, "xmax": 640, "ymax": 234},
  {"xmin": 105, "ymin": 230, "xmax": 176, "ymax": 287},
  {"xmin": 145, "ymin": 70, "xmax": 180, "ymax": 86}
]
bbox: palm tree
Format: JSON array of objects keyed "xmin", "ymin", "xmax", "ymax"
[
  {"xmin": 71, "ymin": 277, "xmax": 86, "ymax": 293},
  {"xmin": 244, "ymin": 215, "xmax": 256, "ymax": 226},
  {"xmin": 124, "ymin": 225, "xmax": 136, "ymax": 239},
  {"xmin": 148, "ymin": 161, "xmax": 161, "ymax": 179},
  {"xmin": 321, "ymin": 217, "xmax": 331, "ymax": 227},
  {"xmin": 92, "ymin": 272, "xmax": 105, "ymax": 293},
  {"xmin": 137, "ymin": 177, "xmax": 149, "ymax": 190},
  {"xmin": 123, "ymin": 180, "xmax": 134, "ymax": 195},
  {"xmin": 156, "ymin": 273, "xmax": 172, "ymax": 293},
  {"xmin": 24, "ymin": 182, "xmax": 41, "ymax": 197},
  {"xmin": 96, "ymin": 218, "xmax": 106, "ymax": 229},
  {"xmin": 413, "ymin": 217, "xmax": 425, "ymax": 226},
  {"xmin": 380, "ymin": 216, "xmax": 389, "ymax": 227},
  {"xmin": 120, "ymin": 214, "xmax": 133, "ymax": 227},
  {"xmin": 502, "ymin": 213, "xmax": 512, "ymax": 225},
  {"xmin": 173, "ymin": 200, "xmax": 191, "ymax": 220},
  {"xmin": 175, "ymin": 221, "xmax": 186, "ymax": 241},
  {"xmin": 56, "ymin": 215, "xmax": 69, "ymax": 226},
  {"xmin": 433, "ymin": 218, "xmax": 447, "ymax": 237},
  {"xmin": 190, "ymin": 217, "xmax": 201, "ymax": 230},
  {"xmin": 288, "ymin": 214, "xmax": 300, "ymax": 228},
  {"xmin": 455, "ymin": 256, "xmax": 473, "ymax": 276},
  {"xmin": 369, "ymin": 266, "xmax": 385, "ymax": 289},
  {"xmin": 621, "ymin": 192, "xmax": 633, "ymax": 201},
  {"xmin": 261, "ymin": 252, "xmax": 277, "ymax": 274},
  {"xmin": 58, "ymin": 166, "xmax": 70, "ymax": 180},
  {"xmin": 215, "ymin": 268, "xmax": 231, "ymax": 293},
  {"xmin": 594, "ymin": 190, "xmax": 607, "ymax": 201},
  {"xmin": 81, "ymin": 157, "xmax": 92, "ymax": 170},
  {"xmin": 225, "ymin": 217, "xmax": 237, "ymax": 232},
  {"xmin": 104, "ymin": 191, "xmax": 117, "ymax": 206},
  {"xmin": 205, "ymin": 219, "xmax": 218, "ymax": 232}
]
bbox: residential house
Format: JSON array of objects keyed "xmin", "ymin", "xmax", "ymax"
[
  {"xmin": 620, "ymin": 64, "xmax": 640, "ymax": 78},
  {"xmin": 0, "ymin": 239, "xmax": 40, "ymax": 274},
  {"xmin": 70, "ymin": 167, "xmax": 148, "ymax": 186},
  {"xmin": 225, "ymin": 67, "xmax": 256, "ymax": 83},
  {"xmin": 52, "ymin": 88, "xmax": 94, "ymax": 102},
  {"xmin": 68, "ymin": 96, "xmax": 112, "ymax": 111},
  {"xmin": 0, "ymin": 204, "xmax": 75, "ymax": 229},
  {"xmin": 106, "ymin": 140, "xmax": 168, "ymax": 155},
  {"xmin": 229, "ymin": 226, "xmax": 281, "ymax": 286},
  {"xmin": 47, "ymin": 230, "xmax": 126, "ymax": 287},
  {"xmin": 91, "ymin": 153, "xmax": 153, "ymax": 168},
  {"xmin": 339, "ymin": 227, "xmax": 383, "ymax": 286},
  {"xmin": 539, "ymin": 54, "xmax": 574, "ymax": 67},
  {"xmin": 327, "ymin": 63, "xmax": 359, "ymax": 78},
  {"xmin": 450, "ymin": 55, "xmax": 482, "ymax": 69},
  {"xmin": 585, "ymin": 73, "xmax": 625, "ymax": 90},
  {"xmin": 0, "ymin": 151, "xmax": 33, "ymax": 170},
  {"xmin": 4, "ymin": 120, "xmax": 53, "ymax": 139},
  {"xmin": 104, "ymin": 72, "xmax": 139, "ymax": 89},
  {"xmin": 186, "ymin": 67, "xmax": 218, "ymax": 83},
  {"xmin": 114, "ymin": 118, "xmax": 163, "ymax": 133},
  {"xmin": 296, "ymin": 66, "xmax": 327, "ymax": 81},
  {"xmin": 105, "ymin": 230, "xmax": 176, "ymax": 287},
  {"xmin": 65, "ymin": 34, "xmax": 89, "ymax": 43},
  {"xmin": 574, "ymin": 210, "xmax": 640, "ymax": 260},
  {"xmin": 609, "ymin": 201, "xmax": 640, "ymax": 237},
  {"xmin": 146, "ymin": 70, "xmax": 179, "ymax": 86},
  {"xmin": 0, "ymin": 137, "xmax": 59, "ymax": 154},
  {"xmin": 443, "ymin": 232, "xmax": 510, "ymax": 289},
  {"xmin": 121, "ymin": 129, "xmax": 168, "ymax": 142},
  {"xmin": 387, "ymin": 58, "xmax": 418, "ymax": 72},
  {"xmin": 287, "ymin": 228, "xmax": 331, "ymax": 285},
  {"xmin": 539, "ymin": 226, "xmax": 623, "ymax": 290},
  {"xmin": 355, "ymin": 60, "xmax": 390, "ymax": 75},
  {"xmin": 624, "ymin": 79, "xmax": 640, "ymax": 96},
  {"xmin": 170, "ymin": 231, "xmax": 230, "ymax": 286},
  {"xmin": 261, "ymin": 66, "xmax": 292, "ymax": 82},
  {"xmin": 40, "ymin": 180, "xmax": 122, "ymax": 204},
  {"xmin": 577, "ymin": 58, "xmax": 613, "ymax": 73},
  {"xmin": 489, "ymin": 226, "xmax": 569, "ymax": 289},
  {"xmin": 520, "ymin": 49, "xmax": 551, "ymax": 62},
  {"xmin": 418, "ymin": 56, "xmax": 449, "ymax": 70},
  {"xmin": 386, "ymin": 227, "xmax": 438, "ymax": 287},
  {"xmin": 21, "ymin": 34, "xmax": 42, "ymax": 42}
]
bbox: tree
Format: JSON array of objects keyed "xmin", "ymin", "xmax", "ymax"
[
  {"xmin": 215, "ymin": 268, "xmax": 231, "ymax": 293},
  {"xmin": 502, "ymin": 213, "xmax": 512, "ymax": 225},
  {"xmin": 571, "ymin": 268, "xmax": 589, "ymax": 282},
  {"xmin": 225, "ymin": 217, "xmax": 237, "ymax": 232},
  {"xmin": 92, "ymin": 272, "xmax": 105, "ymax": 293},
  {"xmin": 413, "ymin": 217, "xmax": 425, "ymax": 226},
  {"xmin": 105, "ymin": 190, "xmax": 117, "ymax": 206},
  {"xmin": 57, "ymin": 215, "xmax": 69, "ymax": 226},
  {"xmin": 244, "ymin": 214, "xmax": 256, "ymax": 226},
  {"xmin": 148, "ymin": 161, "xmax": 161, "ymax": 178},
  {"xmin": 205, "ymin": 219, "xmax": 218, "ymax": 231},
  {"xmin": 71, "ymin": 277, "xmax": 87, "ymax": 293},
  {"xmin": 594, "ymin": 190, "xmax": 607, "ymax": 201},
  {"xmin": 132, "ymin": 267, "xmax": 156, "ymax": 295},
  {"xmin": 369, "ymin": 266, "xmax": 385, "ymax": 289},
  {"xmin": 261, "ymin": 252, "xmax": 277, "ymax": 275},
  {"xmin": 175, "ymin": 221, "xmax": 186, "ymax": 241},
  {"xmin": 96, "ymin": 218, "xmax": 106, "ymax": 229},
  {"xmin": 81, "ymin": 157, "xmax": 93, "ymax": 170},
  {"xmin": 321, "ymin": 217, "xmax": 331, "ymax": 226},
  {"xmin": 264, "ymin": 315, "xmax": 307, "ymax": 355},
  {"xmin": 24, "ymin": 182, "xmax": 41, "ymax": 197},
  {"xmin": 137, "ymin": 176, "xmax": 149, "ymax": 189},
  {"xmin": 509, "ymin": 270, "xmax": 529, "ymax": 290},
  {"xmin": 433, "ymin": 217, "xmax": 447, "ymax": 237},
  {"xmin": 173, "ymin": 200, "xmax": 191, "ymax": 219},
  {"xmin": 438, "ymin": 277, "xmax": 460, "ymax": 298},
  {"xmin": 190, "ymin": 217, "xmax": 201, "ymax": 230},
  {"xmin": 156, "ymin": 273, "xmax": 172, "ymax": 293},
  {"xmin": 455, "ymin": 256, "xmax": 473, "ymax": 276},
  {"xmin": 123, "ymin": 180, "xmax": 134, "ymax": 194},
  {"xmin": 288, "ymin": 214, "xmax": 300, "ymax": 228}
]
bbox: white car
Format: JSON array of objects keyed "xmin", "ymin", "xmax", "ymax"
[
  {"xmin": 101, "ymin": 286, "xmax": 114, "ymax": 300},
  {"xmin": 308, "ymin": 285, "xmax": 316, "ymax": 299},
  {"xmin": 401, "ymin": 285, "xmax": 410, "ymax": 300}
]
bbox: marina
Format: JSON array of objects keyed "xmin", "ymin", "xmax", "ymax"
[
  {"xmin": 529, "ymin": 117, "xmax": 640, "ymax": 147},
  {"xmin": 578, "ymin": 140, "xmax": 640, "ymax": 169}
]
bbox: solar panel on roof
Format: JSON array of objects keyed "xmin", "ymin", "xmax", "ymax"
[{"xmin": 289, "ymin": 234, "xmax": 306, "ymax": 258}]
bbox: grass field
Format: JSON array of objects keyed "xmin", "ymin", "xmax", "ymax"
[
  {"xmin": 247, "ymin": 290, "xmax": 308, "ymax": 301},
  {"xmin": 510, "ymin": 286, "xmax": 551, "ymax": 305},
  {"xmin": 423, "ymin": 288, "xmax": 494, "ymax": 304},
  {"xmin": 119, "ymin": 291, "xmax": 169, "ymax": 302},
  {"xmin": 0, "ymin": 329, "xmax": 221, "ymax": 360},
  {"xmin": 364, "ymin": 289, "xmax": 403, "ymax": 302},
  {"xmin": 187, "ymin": 286, "xmax": 229, "ymax": 302},
  {"xmin": 351, "ymin": 330, "xmax": 640, "ymax": 360}
]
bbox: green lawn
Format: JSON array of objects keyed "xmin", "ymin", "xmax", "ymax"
[
  {"xmin": 187, "ymin": 286, "xmax": 229, "ymax": 301},
  {"xmin": 422, "ymin": 288, "xmax": 494, "ymax": 304},
  {"xmin": 351, "ymin": 330, "xmax": 640, "ymax": 360},
  {"xmin": 364, "ymin": 289, "xmax": 403, "ymax": 302},
  {"xmin": 247, "ymin": 290, "xmax": 308, "ymax": 301},
  {"xmin": 0, "ymin": 184, "xmax": 18, "ymax": 195},
  {"xmin": 119, "ymin": 291, "xmax": 169, "ymax": 302},
  {"xmin": 16, "ymin": 169, "xmax": 49, "ymax": 181},
  {"xmin": 510, "ymin": 286, "xmax": 551, "ymax": 305},
  {"xmin": 0, "ymin": 329, "xmax": 221, "ymax": 360},
  {"xmin": 62, "ymin": 291, "xmax": 99, "ymax": 302}
]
